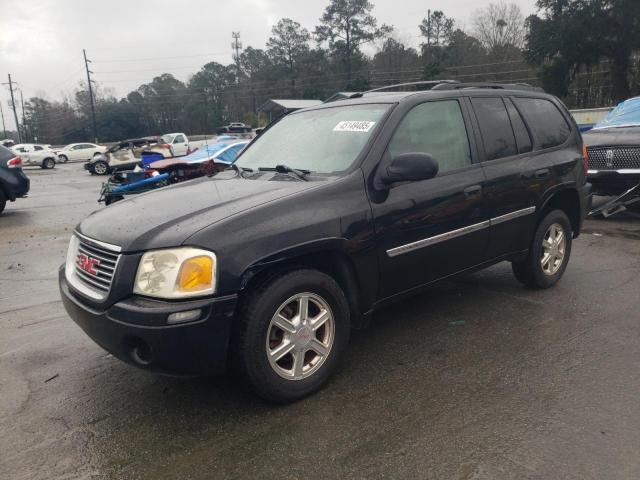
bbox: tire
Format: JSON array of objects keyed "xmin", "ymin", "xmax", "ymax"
[
  {"xmin": 58, "ymin": 154, "xmax": 69, "ymax": 163},
  {"xmin": 232, "ymin": 268, "xmax": 350, "ymax": 403},
  {"xmin": 92, "ymin": 160, "xmax": 109, "ymax": 175},
  {"xmin": 41, "ymin": 157, "xmax": 55, "ymax": 169},
  {"xmin": 0, "ymin": 190, "xmax": 6, "ymax": 215},
  {"xmin": 512, "ymin": 209, "xmax": 572, "ymax": 289}
]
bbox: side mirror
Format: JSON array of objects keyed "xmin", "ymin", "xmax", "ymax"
[{"xmin": 379, "ymin": 152, "xmax": 439, "ymax": 185}]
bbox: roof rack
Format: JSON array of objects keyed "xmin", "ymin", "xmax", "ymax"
[
  {"xmin": 431, "ymin": 82, "xmax": 542, "ymax": 92},
  {"xmin": 348, "ymin": 80, "xmax": 460, "ymax": 99}
]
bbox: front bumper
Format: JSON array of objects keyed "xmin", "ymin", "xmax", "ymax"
[
  {"xmin": 587, "ymin": 169, "xmax": 640, "ymax": 195},
  {"xmin": 59, "ymin": 267, "xmax": 238, "ymax": 376}
]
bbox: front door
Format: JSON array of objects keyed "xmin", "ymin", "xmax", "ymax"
[
  {"xmin": 370, "ymin": 99, "xmax": 490, "ymax": 300},
  {"xmin": 172, "ymin": 135, "xmax": 188, "ymax": 156}
]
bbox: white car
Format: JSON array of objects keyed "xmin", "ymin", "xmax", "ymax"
[
  {"xmin": 11, "ymin": 144, "xmax": 57, "ymax": 169},
  {"xmin": 160, "ymin": 132, "xmax": 190, "ymax": 157},
  {"xmin": 57, "ymin": 143, "xmax": 107, "ymax": 163}
]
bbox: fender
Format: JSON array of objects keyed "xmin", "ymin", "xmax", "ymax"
[{"xmin": 237, "ymin": 237, "xmax": 376, "ymax": 328}]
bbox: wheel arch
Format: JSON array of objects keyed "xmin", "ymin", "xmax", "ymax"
[
  {"xmin": 237, "ymin": 240, "xmax": 368, "ymax": 329},
  {"xmin": 538, "ymin": 186, "xmax": 582, "ymax": 238}
]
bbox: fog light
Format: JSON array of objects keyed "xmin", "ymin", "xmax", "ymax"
[{"xmin": 167, "ymin": 309, "xmax": 201, "ymax": 324}]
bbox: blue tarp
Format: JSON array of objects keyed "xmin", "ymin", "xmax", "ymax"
[
  {"xmin": 593, "ymin": 97, "xmax": 640, "ymax": 130},
  {"xmin": 181, "ymin": 143, "xmax": 229, "ymax": 163}
]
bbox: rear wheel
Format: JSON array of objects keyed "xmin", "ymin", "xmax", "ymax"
[
  {"xmin": 42, "ymin": 157, "xmax": 55, "ymax": 169},
  {"xmin": 93, "ymin": 160, "xmax": 109, "ymax": 175},
  {"xmin": 512, "ymin": 209, "xmax": 572, "ymax": 289},
  {"xmin": 232, "ymin": 269, "xmax": 350, "ymax": 403},
  {"xmin": 0, "ymin": 190, "xmax": 6, "ymax": 215},
  {"xmin": 58, "ymin": 154, "xmax": 68, "ymax": 163}
]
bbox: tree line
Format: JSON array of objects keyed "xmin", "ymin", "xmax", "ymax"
[{"xmin": 8, "ymin": 0, "xmax": 640, "ymax": 145}]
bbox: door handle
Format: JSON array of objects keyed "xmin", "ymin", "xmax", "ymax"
[
  {"xmin": 535, "ymin": 168, "xmax": 550, "ymax": 178},
  {"xmin": 464, "ymin": 185, "xmax": 482, "ymax": 197}
]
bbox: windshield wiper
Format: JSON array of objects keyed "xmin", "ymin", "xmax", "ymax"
[{"xmin": 259, "ymin": 164, "xmax": 310, "ymax": 181}]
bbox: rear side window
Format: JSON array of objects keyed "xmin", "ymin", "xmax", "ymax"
[
  {"xmin": 471, "ymin": 97, "xmax": 517, "ymax": 161},
  {"xmin": 505, "ymin": 99, "xmax": 532, "ymax": 154},
  {"xmin": 513, "ymin": 98, "xmax": 571, "ymax": 149},
  {"xmin": 389, "ymin": 100, "xmax": 472, "ymax": 174}
]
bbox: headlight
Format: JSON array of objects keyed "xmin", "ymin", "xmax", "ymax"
[{"xmin": 133, "ymin": 247, "xmax": 217, "ymax": 299}]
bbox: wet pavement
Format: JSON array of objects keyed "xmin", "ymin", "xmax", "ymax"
[{"xmin": 1, "ymin": 165, "xmax": 639, "ymax": 479}]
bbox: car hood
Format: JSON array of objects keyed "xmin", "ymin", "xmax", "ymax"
[
  {"xmin": 76, "ymin": 174, "xmax": 323, "ymax": 252},
  {"xmin": 583, "ymin": 127, "xmax": 640, "ymax": 147}
]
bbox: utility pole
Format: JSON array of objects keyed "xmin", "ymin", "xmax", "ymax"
[
  {"xmin": 231, "ymin": 32, "xmax": 242, "ymax": 80},
  {"xmin": 0, "ymin": 103, "xmax": 7, "ymax": 140},
  {"xmin": 20, "ymin": 89, "xmax": 27, "ymax": 143},
  {"xmin": 83, "ymin": 49, "xmax": 98, "ymax": 142},
  {"xmin": 5, "ymin": 74, "xmax": 22, "ymax": 143},
  {"xmin": 231, "ymin": 32, "xmax": 242, "ymax": 121}
]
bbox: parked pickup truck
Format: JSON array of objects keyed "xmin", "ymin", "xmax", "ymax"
[
  {"xmin": 60, "ymin": 82, "xmax": 590, "ymax": 403},
  {"xmin": 216, "ymin": 122, "xmax": 252, "ymax": 135}
]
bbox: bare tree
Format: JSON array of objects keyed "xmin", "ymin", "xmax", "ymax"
[{"xmin": 473, "ymin": 1, "xmax": 526, "ymax": 50}]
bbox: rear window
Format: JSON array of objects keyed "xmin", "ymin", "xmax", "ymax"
[
  {"xmin": 0, "ymin": 145, "xmax": 15, "ymax": 162},
  {"xmin": 514, "ymin": 98, "xmax": 571, "ymax": 149},
  {"xmin": 471, "ymin": 97, "xmax": 517, "ymax": 161}
]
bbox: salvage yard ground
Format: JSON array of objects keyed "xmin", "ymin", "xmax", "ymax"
[{"xmin": 1, "ymin": 165, "xmax": 640, "ymax": 479}]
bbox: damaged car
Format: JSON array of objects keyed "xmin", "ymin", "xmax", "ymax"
[
  {"xmin": 585, "ymin": 96, "xmax": 640, "ymax": 196},
  {"xmin": 84, "ymin": 137, "xmax": 172, "ymax": 175}
]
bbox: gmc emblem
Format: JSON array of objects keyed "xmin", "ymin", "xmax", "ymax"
[{"xmin": 77, "ymin": 253, "xmax": 100, "ymax": 276}]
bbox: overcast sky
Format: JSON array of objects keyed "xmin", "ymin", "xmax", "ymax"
[{"xmin": 0, "ymin": 0, "xmax": 537, "ymax": 130}]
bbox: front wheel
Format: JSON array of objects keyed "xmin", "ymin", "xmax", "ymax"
[
  {"xmin": 232, "ymin": 269, "xmax": 350, "ymax": 403},
  {"xmin": 512, "ymin": 209, "xmax": 572, "ymax": 289},
  {"xmin": 92, "ymin": 160, "xmax": 109, "ymax": 175},
  {"xmin": 42, "ymin": 157, "xmax": 55, "ymax": 169}
]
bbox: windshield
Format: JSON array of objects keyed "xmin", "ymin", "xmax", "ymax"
[
  {"xmin": 236, "ymin": 104, "xmax": 389, "ymax": 174},
  {"xmin": 161, "ymin": 134, "xmax": 175, "ymax": 144}
]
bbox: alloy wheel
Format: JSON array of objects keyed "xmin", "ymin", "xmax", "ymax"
[
  {"xmin": 94, "ymin": 162, "xmax": 107, "ymax": 175},
  {"xmin": 541, "ymin": 222, "xmax": 566, "ymax": 275},
  {"xmin": 266, "ymin": 292, "xmax": 335, "ymax": 380}
]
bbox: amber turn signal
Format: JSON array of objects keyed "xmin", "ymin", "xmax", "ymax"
[{"xmin": 176, "ymin": 256, "xmax": 214, "ymax": 292}]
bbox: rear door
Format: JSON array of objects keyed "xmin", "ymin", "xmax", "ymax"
[
  {"xmin": 370, "ymin": 98, "xmax": 490, "ymax": 299},
  {"xmin": 468, "ymin": 96, "xmax": 538, "ymax": 258}
]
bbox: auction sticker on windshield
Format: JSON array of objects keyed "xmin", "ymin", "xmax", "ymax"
[{"xmin": 333, "ymin": 121, "xmax": 376, "ymax": 133}]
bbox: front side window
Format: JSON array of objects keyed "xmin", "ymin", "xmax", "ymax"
[
  {"xmin": 236, "ymin": 104, "xmax": 389, "ymax": 174},
  {"xmin": 514, "ymin": 98, "xmax": 571, "ymax": 149},
  {"xmin": 388, "ymin": 100, "xmax": 472, "ymax": 174},
  {"xmin": 471, "ymin": 97, "xmax": 517, "ymax": 161},
  {"xmin": 174, "ymin": 135, "xmax": 185, "ymax": 143}
]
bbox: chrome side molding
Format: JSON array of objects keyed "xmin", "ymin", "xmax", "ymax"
[{"xmin": 386, "ymin": 206, "xmax": 536, "ymax": 257}]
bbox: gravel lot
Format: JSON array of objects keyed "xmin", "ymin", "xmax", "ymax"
[{"xmin": 1, "ymin": 164, "xmax": 640, "ymax": 479}]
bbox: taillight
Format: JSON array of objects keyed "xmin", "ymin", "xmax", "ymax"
[
  {"xmin": 582, "ymin": 144, "xmax": 589, "ymax": 174},
  {"xmin": 7, "ymin": 156, "xmax": 22, "ymax": 168}
]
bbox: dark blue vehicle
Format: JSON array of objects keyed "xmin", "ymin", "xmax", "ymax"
[{"xmin": 0, "ymin": 145, "xmax": 30, "ymax": 215}]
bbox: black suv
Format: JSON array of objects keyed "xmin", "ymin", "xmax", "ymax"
[
  {"xmin": 0, "ymin": 145, "xmax": 30, "ymax": 214},
  {"xmin": 59, "ymin": 82, "xmax": 590, "ymax": 402}
]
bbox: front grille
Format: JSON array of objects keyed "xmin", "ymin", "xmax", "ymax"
[
  {"xmin": 587, "ymin": 146, "xmax": 640, "ymax": 170},
  {"xmin": 74, "ymin": 237, "xmax": 120, "ymax": 294}
]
